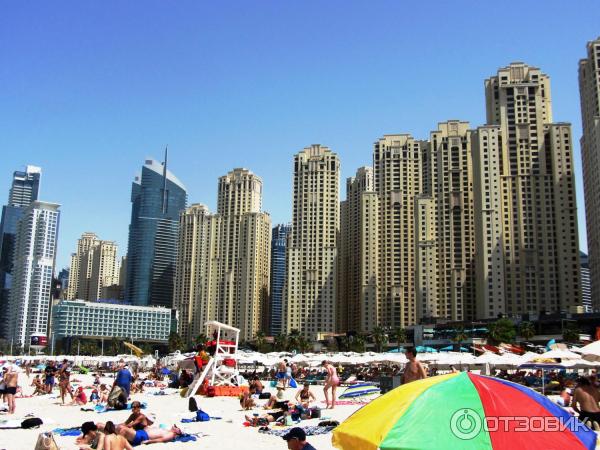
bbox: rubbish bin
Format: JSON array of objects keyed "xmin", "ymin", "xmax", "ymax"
[{"xmin": 379, "ymin": 375, "xmax": 402, "ymax": 394}]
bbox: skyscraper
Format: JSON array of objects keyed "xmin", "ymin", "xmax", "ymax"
[
  {"xmin": 338, "ymin": 167, "xmax": 379, "ymax": 333},
  {"xmin": 475, "ymin": 63, "xmax": 581, "ymax": 316},
  {"xmin": 270, "ymin": 223, "xmax": 291, "ymax": 336},
  {"xmin": 373, "ymin": 135, "xmax": 423, "ymax": 328},
  {"xmin": 0, "ymin": 166, "xmax": 42, "ymax": 338},
  {"xmin": 7, "ymin": 201, "xmax": 60, "ymax": 349},
  {"xmin": 580, "ymin": 251, "xmax": 592, "ymax": 312},
  {"xmin": 125, "ymin": 154, "xmax": 187, "ymax": 307},
  {"xmin": 173, "ymin": 169, "xmax": 271, "ymax": 342},
  {"xmin": 173, "ymin": 204, "xmax": 216, "ymax": 344},
  {"xmin": 66, "ymin": 232, "xmax": 99, "ymax": 300},
  {"xmin": 579, "ymin": 37, "xmax": 600, "ymax": 312},
  {"xmin": 419, "ymin": 121, "xmax": 476, "ymax": 322},
  {"xmin": 213, "ymin": 169, "xmax": 271, "ymax": 341},
  {"xmin": 284, "ymin": 145, "xmax": 339, "ymax": 338}
]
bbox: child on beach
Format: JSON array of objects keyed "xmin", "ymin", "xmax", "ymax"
[{"xmin": 68, "ymin": 386, "xmax": 87, "ymax": 406}]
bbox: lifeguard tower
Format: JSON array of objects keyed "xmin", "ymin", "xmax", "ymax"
[{"xmin": 185, "ymin": 321, "xmax": 241, "ymax": 397}]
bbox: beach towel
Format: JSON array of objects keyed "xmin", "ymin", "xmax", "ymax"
[
  {"xmin": 52, "ymin": 427, "xmax": 81, "ymax": 436},
  {"xmin": 320, "ymin": 399, "xmax": 371, "ymax": 406},
  {"xmin": 258, "ymin": 425, "xmax": 337, "ymax": 437},
  {"xmin": 173, "ymin": 433, "xmax": 197, "ymax": 443},
  {"xmin": 97, "ymin": 401, "xmax": 147, "ymax": 413}
]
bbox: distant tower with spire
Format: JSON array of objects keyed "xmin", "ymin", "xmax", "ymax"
[{"xmin": 125, "ymin": 151, "xmax": 187, "ymax": 307}]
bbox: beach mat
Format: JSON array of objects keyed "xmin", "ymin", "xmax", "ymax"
[{"xmin": 258, "ymin": 425, "xmax": 337, "ymax": 437}]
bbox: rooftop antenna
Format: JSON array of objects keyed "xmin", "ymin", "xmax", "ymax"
[{"xmin": 162, "ymin": 145, "xmax": 168, "ymax": 214}]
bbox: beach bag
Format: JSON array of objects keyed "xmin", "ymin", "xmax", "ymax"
[
  {"xmin": 310, "ymin": 407, "xmax": 322, "ymax": 419},
  {"xmin": 107, "ymin": 385, "xmax": 126, "ymax": 409},
  {"xmin": 34, "ymin": 431, "xmax": 59, "ymax": 450},
  {"xmin": 22, "ymin": 417, "xmax": 43, "ymax": 429},
  {"xmin": 188, "ymin": 397, "xmax": 198, "ymax": 412},
  {"xmin": 195, "ymin": 409, "xmax": 210, "ymax": 421}
]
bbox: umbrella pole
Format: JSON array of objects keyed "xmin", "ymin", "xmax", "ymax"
[{"xmin": 542, "ymin": 369, "xmax": 545, "ymax": 395}]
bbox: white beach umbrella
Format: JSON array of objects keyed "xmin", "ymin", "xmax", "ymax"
[
  {"xmin": 538, "ymin": 349, "xmax": 582, "ymax": 360},
  {"xmin": 578, "ymin": 340, "xmax": 600, "ymax": 363}
]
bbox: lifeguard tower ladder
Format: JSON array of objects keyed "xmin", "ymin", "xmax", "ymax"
[{"xmin": 185, "ymin": 321, "xmax": 240, "ymax": 397}]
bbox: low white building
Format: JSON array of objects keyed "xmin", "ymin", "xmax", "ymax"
[{"xmin": 52, "ymin": 299, "xmax": 171, "ymax": 342}]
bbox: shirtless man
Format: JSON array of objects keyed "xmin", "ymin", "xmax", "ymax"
[
  {"xmin": 402, "ymin": 347, "xmax": 427, "ymax": 384},
  {"xmin": 4, "ymin": 365, "xmax": 18, "ymax": 414},
  {"xmin": 118, "ymin": 401, "xmax": 153, "ymax": 435},
  {"xmin": 120, "ymin": 425, "xmax": 182, "ymax": 446},
  {"xmin": 276, "ymin": 359, "xmax": 287, "ymax": 387},
  {"xmin": 573, "ymin": 376, "xmax": 600, "ymax": 425}
]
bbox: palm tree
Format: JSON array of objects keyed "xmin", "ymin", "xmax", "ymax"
[
  {"xmin": 371, "ymin": 326, "xmax": 388, "ymax": 352},
  {"xmin": 254, "ymin": 330, "xmax": 266, "ymax": 352},
  {"xmin": 274, "ymin": 333, "xmax": 288, "ymax": 351},
  {"xmin": 297, "ymin": 335, "xmax": 311, "ymax": 353},
  {"xmin": 393, "ymin": 327, "xmax": 407, "ymax": 351},
  {"xmin": 563, "ymin": 326, "xmax": 580, "ymax": 343},
  {"xmin": 352, "ymin": 335, "xmax": 366, "ymax": 353},
  {"xmin": 168, "ymin": 331, "xmax": 184, "ymax": 352},
  {"xmin": 287, "ymin": 329, "xmax": 301, "ymax": 352},
  {"xmin": 486, "ymin": 318, "xmax": 516, "ymax": 345},
  {"xmin": 518, "ymin": 322, "xmax": 535, "ymax": 342},
  {"xmin": 452, "ymin": 327, "xmax": 468, "ymax": 351}
]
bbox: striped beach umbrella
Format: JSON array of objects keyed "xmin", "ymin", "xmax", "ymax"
[{"xmin": 332, "ymin": 372, "xmax": 597, "ymax": 450}]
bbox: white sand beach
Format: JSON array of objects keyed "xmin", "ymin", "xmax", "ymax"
[{"xmin": 0, "ymin": 372, "xmax": 364, "ymax": 450}]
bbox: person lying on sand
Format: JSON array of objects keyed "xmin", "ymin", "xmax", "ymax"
[{"xmin": 120, "ymin": 425, "xmax": 183, "ymax": 446}]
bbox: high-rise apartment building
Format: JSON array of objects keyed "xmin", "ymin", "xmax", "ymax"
[
  {"xmin": 67, "ymin": 233, "xmax": 119, "ymax": 301},
  {"xmin": 579, "ymin": 37, "xmax": 600, "ymax": 311},
  {"xmin": 580, "ymin": 251, "xmax": 592, "ymax": 312},
  {"xmin": 0, "ymin": 166, "xmax": 41, "ymax": 338},
  {"xmin": 373, "ymin": 135, "xmax": 423, "ymax": 329},
  {"xmin": 66, "ymin": 232, "xmax": 98, "ymax": 300},
  {"xmin": 284, "ymin": 145, "xmax": 339, "ymax": 338},
  {"xmin": 89, "ymin": 240, "xmax": 119, "ymax": 301},
  {"xmin": 125, "ymin": 155, "xmax": 187, "ymax": 307},
  {"xmin": 173, "ymin": 169, "xmax": 271, "ymax": 343},
  {"xmin": 338, "ymin": 167, "xmax": 379, "ymax": 333},
  {"xmin": 475, "ymin": 63, "xmax": 581, "ymax": 317},
  {"xmin": 7, "ymin": 201, "xmax": 60, "ymax": 349},
  {"xmin": 419, "ymin": 121, "xmax": 476, "ymax": 322},
  {"xmin": 270, "ymin": 224, "xmax": 291, "ymax": 336},
  {"xmin": 173, "ymin": 204, "xmax": 216, "ymax": 344},
  {"xmin": 213, "ymin": 169, "xmax": 271, "ymax": 341}
]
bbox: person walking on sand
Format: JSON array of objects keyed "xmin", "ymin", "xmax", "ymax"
[
  {"xmin": 402, "ymin": 347, "xmax": 427, "ymax": 384},
  {"xmin": 114, "ymin": 360, "xmax": 133, "ymax": 399},
  {"xmin": 322, "ymin": 360, "xmax": 339, "ymax": 409},
  {"xmin": 44, "ymin": 360, "xmax": 56, "ymax": 394},
  {"xmin": 58, "ymin": 359, "xmax": 74, "ymax": 404},
  {"xmin": 4, "ymin": 365, "xmax": 18, "ymax": 414}
]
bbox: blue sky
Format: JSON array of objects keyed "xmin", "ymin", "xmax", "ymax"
[{"xmin": 1, "ymin": 1, "xmax": 599, "ymax": 270}]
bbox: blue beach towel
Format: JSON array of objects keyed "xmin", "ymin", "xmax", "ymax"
[
  {"xmin": 173, "ymin": 434, "xmax": 197, "ymax": 443},
  {"xmin": 52, "ymin": 427, "xmax": 81, "ymax": 436}
]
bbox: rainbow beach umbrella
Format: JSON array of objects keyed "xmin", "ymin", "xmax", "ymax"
[{"xmin": 332, "ymin": 372, "xmax": 597, "ymax": 450}]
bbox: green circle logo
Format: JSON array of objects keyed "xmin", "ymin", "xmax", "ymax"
[{"xmin": 450, "ymin": 408, "xmax": 482, "ymax": 440}]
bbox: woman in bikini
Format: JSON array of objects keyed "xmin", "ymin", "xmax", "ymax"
[
  {"xmin": 295, "ymin": 383, "xmax": 316, "ymax": 408},
  {"xmin": 103, "ymin": 421, "xmax": 133, "ymax": 450},
  {"xmin": 322, "ymin": 360, "xmax": 340, "ymax": 409}
]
